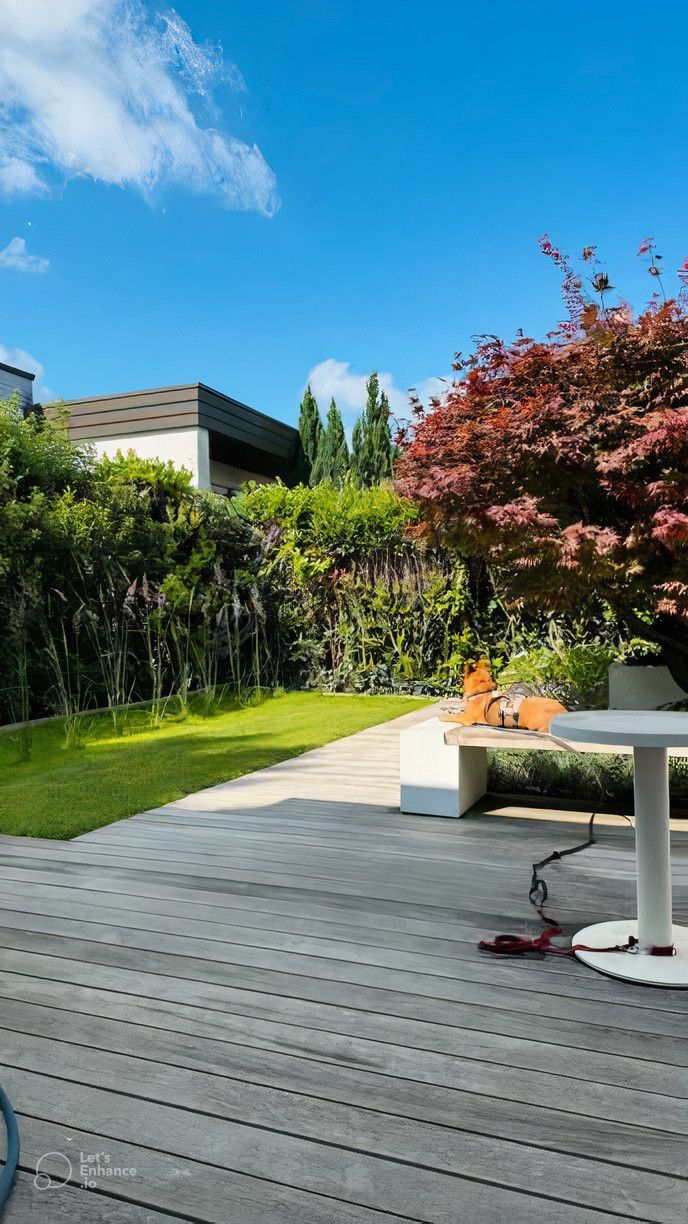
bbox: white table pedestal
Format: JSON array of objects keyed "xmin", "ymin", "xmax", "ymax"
[
  {"xmin": 572, "ymin": 921, "xmax": 688, "ymax": 986},
  {"xmin": 552, "ymin": 713, "xmax": 688, "ymax": 988}
]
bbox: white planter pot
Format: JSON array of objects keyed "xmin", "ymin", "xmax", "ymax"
[{"xmin": 608, "ymin": 663, "xmax": 688, "ymax": 710}]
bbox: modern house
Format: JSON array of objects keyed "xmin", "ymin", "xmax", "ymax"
[
  {"xmin": 62, "ymin": 382, "xmax": 301, "ymax": 494},
  {"xmin": 0, "ymin": 359, "xmax": 35, "ymax": 410}
]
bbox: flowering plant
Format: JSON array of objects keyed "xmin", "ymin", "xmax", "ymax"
[{"xmin": 396, "ymin": 239, "xmax": 688, "ymax": 685}]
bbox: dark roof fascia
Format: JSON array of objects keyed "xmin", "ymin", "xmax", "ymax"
[
  {"xmin": 64, "ymin": 382, "xmax": 298, "ymax": 445},
  {"xmin": 63, "ymin": 382, "xmax": 199, "ymax": 407},
  {"xmin": 197, "ymin": 383, "xmax": 297, "ymax": 441},
  {"xmin": 0, "ymin": 360, "xmax": 36, "ymax": 381}
]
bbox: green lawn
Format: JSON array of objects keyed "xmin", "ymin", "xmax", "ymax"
[{"xmin": 0, "ymin": 691, "xmax": 428, "ymax": 840}]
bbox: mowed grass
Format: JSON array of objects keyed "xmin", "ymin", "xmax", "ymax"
[{"xmin": 0, "ymin": 691, "xmax": 428, "ymax": 840}]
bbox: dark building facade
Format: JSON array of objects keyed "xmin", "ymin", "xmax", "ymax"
[{"xmin": 0, "ymin": 360, "xmax": 35, "ymax": 411}]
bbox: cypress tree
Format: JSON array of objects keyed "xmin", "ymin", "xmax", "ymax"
[
  {"xmin": 311, "ymin": 399, "xmax": 349, "ymax": 485},
  {"xmin": 351, "ymin": 372, "xmax": 394, "ymax": 486},
  {"xmin": 375, "ymin": 390, "xmax": 394, "ymax": 480},
  {"xmin": 296, "ymin": 385, "xmax": 324, "ymax": 484},
  {"xmin": 327, "ymin": 399, "xmax": 350, "ymax": 483},
  {"xmin": 351, "ymin": 416, "xmax": 365, "ymax": 486}
]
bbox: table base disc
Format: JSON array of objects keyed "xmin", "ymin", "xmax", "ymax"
[{"xmin": 574, "ymin": 921, "xmax": 688, "ymax": 987}]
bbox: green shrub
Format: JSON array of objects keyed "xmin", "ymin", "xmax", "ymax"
[
  {"xmin": 235, "ymin": 477, "xmax": 415, "ymax": 559},
  {"xmin": 0, "ymin": 395, "xmax": 261, "ymax": 729},
  {"xmin": 0, "ymin": 396, "xmax": 630, "ymax": 729},
  {"xmin": 497, "ymin": 637, "xmax": 617, "ymax": 708},
  {"xmin": 489, "ymin": 750, "xmax": 688, "ymax": 807},
  {"xmin": 237, "ymin": 479, "xmax": 481, "ymax": 692}
]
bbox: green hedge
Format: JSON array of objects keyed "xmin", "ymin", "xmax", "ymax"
[
  {"xmin": 235, "ymin": 479, "xmax": 480, "ymax": 692},
  {"xmin": 1, "ymin": 394, "xmax": 628, "ymax": 738}
]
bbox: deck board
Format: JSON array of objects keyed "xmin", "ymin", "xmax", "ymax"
[{"xmin": 1, "ymin": 704, "xmax": 687, "ymax": 1222}]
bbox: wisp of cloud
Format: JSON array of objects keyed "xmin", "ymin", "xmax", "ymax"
[
  {"xmin": 306, "ymin": 359, "xmax": 452, "ymax": 423},
  {"xmin": 0, "ymin": 237, "xmax": 49, "ymax": 273},
  {"xmin": 0, "ymin": 0, "xmax": 279, "ymax": 215}
]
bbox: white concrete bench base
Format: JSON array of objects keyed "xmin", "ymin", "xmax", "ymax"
[
  {"xmin": 399, "ymin": 718, "xmax": 488, "ymax": 818},
  {"xmin": 399, "ymin": 715, "xmax": 612, "ymax": 818}
]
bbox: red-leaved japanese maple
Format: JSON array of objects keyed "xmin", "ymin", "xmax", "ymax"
[{"xmin": 396, "ymin": 239, "xmax": 688, "ymax": 684}]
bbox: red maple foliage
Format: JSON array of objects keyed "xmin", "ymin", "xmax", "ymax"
[{"xmin": 396, "ymin": 241, "xmax": 688, "ymax": 682}]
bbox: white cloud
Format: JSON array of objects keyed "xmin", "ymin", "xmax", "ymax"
[
  {"xmin": 306, "ymin": 359, "xmax": 408, "ymax": 420},
  {"xmin": 0, "ymin": 343, "xmax": 54, "ymax": 401},
  {"xmin": 0, "ymin": 0, "xmax": 278, "ymax": 215},
  {"xmin": 0, "ymin": 236, "xmax": 49, "ymax": 273},
  {"xmin": 306, "ymin": 359, "xmax": 454, "ymax": 423},
  {"xmin": 0, "ymin": 157, "xmax": 48, "ymax": 197}
]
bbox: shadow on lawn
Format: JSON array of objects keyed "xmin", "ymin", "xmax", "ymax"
[{"xmin": 0, "ymin": 733, "xmax": 325, "ymax": 841}]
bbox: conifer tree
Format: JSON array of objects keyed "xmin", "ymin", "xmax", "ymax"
[
  {"xmin": 351, "ymin": 372, "xmax": 394, "ymax": 486},
  {"xmin": 375, "ymin": 390, "xmax": 394, "ymax": 479},
  {"xmin": 296, "ymin": 385, "xmax": 324, "ymax": 484},
  {"xmin": 311, "ymin": 399, "xmax": 349, "ymax": 485},
  {"xmin": 351, "ymin": 416, "xmax": 364, "ymax": 484}
]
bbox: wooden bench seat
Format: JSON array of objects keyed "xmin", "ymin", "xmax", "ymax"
[{"xmin": 441, "ymin": 724, "xmax": 588, "ymax": 752}]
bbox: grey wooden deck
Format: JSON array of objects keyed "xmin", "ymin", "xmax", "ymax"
[{"xmin": 1, "ymin": 705, "xmax": 687, "ymax": 1223}]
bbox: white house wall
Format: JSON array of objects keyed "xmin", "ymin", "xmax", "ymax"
[{"xmin": 89, "ymin": 427, "xmax": 212, "ymax": 489}]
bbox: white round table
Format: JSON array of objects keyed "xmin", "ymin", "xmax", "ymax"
[{"xmin": 551, "ymin": 711, "xmax": 688, "ymax": 987}]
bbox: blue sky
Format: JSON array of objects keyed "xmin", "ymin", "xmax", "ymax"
[{"xmin": 1, "ymin": 1, "xmax": 688, "ymax": 427}]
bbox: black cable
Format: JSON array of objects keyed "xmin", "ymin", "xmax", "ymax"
[
  {"xmin": 528, "ymin": 807, "xmax": 599, "ymax": 928},
  {"xmin": 528, "ymin": 775, "xmax": 634, "ymax": 931}
]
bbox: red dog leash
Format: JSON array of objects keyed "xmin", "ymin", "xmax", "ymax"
[
  {"xmin": 479, "ymin": 927, "xmax": 640, "ymax": 956},
  {"xmin": 478, "ymin": 809, "xmax": 675, "ymax": 958}
]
